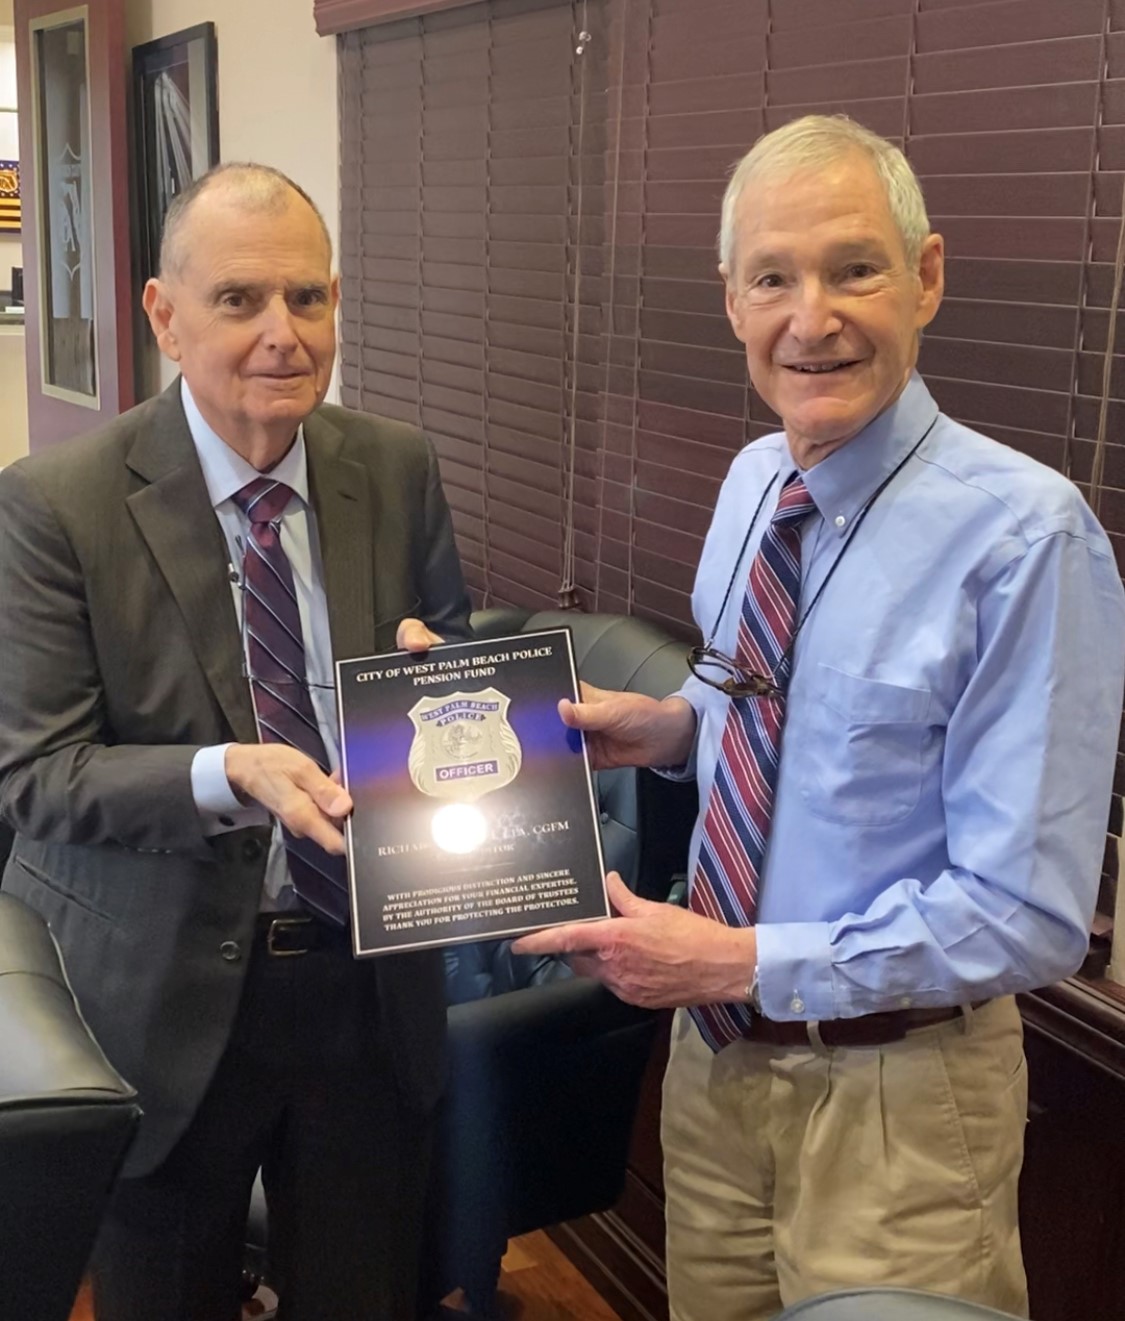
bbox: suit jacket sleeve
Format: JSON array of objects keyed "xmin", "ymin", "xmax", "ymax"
[{"xmin": 0, "ymin": 465, "xmax": 206, "ymax": 851}]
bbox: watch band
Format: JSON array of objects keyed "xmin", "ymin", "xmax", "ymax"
[{"xmin": 746, "ymin": 966, "xmax": 761, "ymax": 1011}]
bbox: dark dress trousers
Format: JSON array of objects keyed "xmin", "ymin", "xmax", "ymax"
[{"xmin": 0, "ymin": 381, "xmax": 472, "ymax": 1317}]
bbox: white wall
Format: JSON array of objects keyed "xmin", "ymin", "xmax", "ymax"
[
  {"xmin": 0, "ymin": 20, "xmax": 27, "ymax": 466},
  {"xmin": 0, "ymin": 25, "xmax": 20, "ymax": 290},
  {"xmin": 126, "ymin": 0, "xmax": 341, "ymax": 399}
]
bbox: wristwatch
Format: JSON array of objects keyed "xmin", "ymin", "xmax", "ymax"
[{"xmin": 746, "ymin": 966, "xmax": 762, "ymax": 1012}]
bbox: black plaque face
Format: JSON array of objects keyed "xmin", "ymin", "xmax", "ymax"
[{"xmin": 336, "ymin": 629, "xmax": 608, "ymax": 956}]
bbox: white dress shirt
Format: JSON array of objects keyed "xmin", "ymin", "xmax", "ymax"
[{"xmin": 183, "ymin": 380, "xmax": 339, "ymax": 906}]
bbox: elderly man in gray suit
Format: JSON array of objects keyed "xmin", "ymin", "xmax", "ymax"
[{"xmin": 0, "ymin": 163, "xmax": 470, "ymax": 1320}]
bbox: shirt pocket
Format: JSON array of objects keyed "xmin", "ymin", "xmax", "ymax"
[{"xmin": 797, "ymin": 664, "xmax": 932, "ymax": 827}]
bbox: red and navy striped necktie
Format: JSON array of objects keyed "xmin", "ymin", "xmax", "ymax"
[
  {"xmin": 689, "ymin": 472, "xmax": 816, "ymax": 1050},
  {"xmin": 233, "ymin": 478, "xmax": 350, "ymax": 927}
]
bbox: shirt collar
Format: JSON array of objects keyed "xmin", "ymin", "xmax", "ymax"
[
  {"xmin": 791, "ymin": 372, "xmax": 940, "ymax": 537},
  {"xmin": 181, "ymin": 378, "xmax": 310, "ymax": 511}
]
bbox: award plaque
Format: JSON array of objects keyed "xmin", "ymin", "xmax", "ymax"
[{"xmin": 336, "ymin": 629, "xmax": 610, "ymax": 956}]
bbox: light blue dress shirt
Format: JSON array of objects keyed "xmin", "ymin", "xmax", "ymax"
[
  {"xmin": 680, "ymin": 373, "xmax": 1125, "ymax": 1022},
  {"xmin": 183, "ymin": 380, "xmax": 339, "ymax": 905}
]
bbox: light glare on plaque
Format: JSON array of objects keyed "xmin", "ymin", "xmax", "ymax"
[{"xmin": 431, "ymin": 803, "xmax": 487, "ymax": 854}]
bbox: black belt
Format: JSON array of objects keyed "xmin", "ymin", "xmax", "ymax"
[
  {"xmin": 743, "ymin": 1002, "xmax": 988, "ymax": 1048},
  {"xmin": 254, "ymin": 914, "xmax": 348, "ymax": 957}
]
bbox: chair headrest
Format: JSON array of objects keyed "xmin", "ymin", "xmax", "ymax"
[
  {"xmin": 469, "ymin": 608, "xmax": 690, "ymax": 702},
  {"xmin": 521, "ymin": 610, "xmax": 690, "ymax": 701}
]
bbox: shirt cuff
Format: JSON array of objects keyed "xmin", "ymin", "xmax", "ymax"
[
  {"xmin": 652, "ymin": 689, "xmax": 703, "ymax": 782},
  {"xmin": 754, "ymin": 920, "xmax": 837, "ymax": 1021},
  {"xmin": 191, "ymin": 744, "xmax": 268, "ymax": 835}
]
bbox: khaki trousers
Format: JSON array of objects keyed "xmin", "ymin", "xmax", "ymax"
[{"xmin": 662, "ymin": 997, "xmax": 1029, "ymax": 1321}]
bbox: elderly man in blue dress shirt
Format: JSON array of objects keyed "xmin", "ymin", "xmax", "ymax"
[{"xmin": 515, "ymin": 115, "xmax": 1125, "ymax": 1319}]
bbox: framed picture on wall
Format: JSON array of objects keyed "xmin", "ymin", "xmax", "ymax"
[
  {"xmin": 0, "ymin": 158, "xmax": 19, "ymax": 232},
  {"xmin": 132, "ymin": 22, "xmax": 218, "ymax": 284}
]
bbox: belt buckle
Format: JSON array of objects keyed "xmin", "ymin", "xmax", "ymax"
[{"xmin": 266, "ymin": 916, "xmax": 312, "ymax": 957}]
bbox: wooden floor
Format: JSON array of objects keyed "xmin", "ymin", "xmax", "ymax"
[
  {"xmin": 445, "ymin": 1232, "xmax": 623, "ymax": 1320},
  {"xmin": 69, "ymin": 1230, "xmax": 623, "ymax": 1320}
]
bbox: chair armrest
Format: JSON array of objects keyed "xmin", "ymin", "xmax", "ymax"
[
  {"xmin": 446, "ymin": 976, "xmax": 651, "ymax": 1055},
  {"xmin": 470, "ymin": 605, "xmax": 533, "ymax": 640},
  {"xmin": 0, "ymin": 895, "xmax": 136, "ymax": 1108},
  {"xmin": 0, "ymin": 895, "xmax": 140, "ymax": 1321}
]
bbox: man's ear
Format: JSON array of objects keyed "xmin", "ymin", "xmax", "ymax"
[
  {"xmin": 914, "ymin": 232, "xmax": 944, "ymax": 333},
  {"xmin": 330, "ymin": 272, "xmax": 341, "ymax": 312},
  {"xmin": 720, "ymin": 262, "xmax": 747, "ymax": 345},
  {"xmin": 142, "ymin": 278, "xmax": 181, "ymax": 362}
]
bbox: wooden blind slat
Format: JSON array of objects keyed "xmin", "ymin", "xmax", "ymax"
[
  {"xmin": 927, "ymin": 377, "xmax": 1071, "ymax": 433},
  {"xmin": 921, "ymin": 173, "xmax": 1092, "ymax": 216},
  {"xmin": 922, "ymin": 82, "xmax": 1100, "ymax": 136},
  {"xmin": 929, "ymin": 216, "xmax": 1088, "ymax": 261},
  {"xmin": 1076, "ymin": 353, "xmax": 1125, "ymax": 400},
  {"xmin": 771, "ymin": 14, "xmax": 914, "ymax": 71},
  {"xmin": 916, "ymin": 0, "xmax": 1105, "ymax": 54},
  {"xmin": 767, "ymin": 58, "xmax": 908, "ymax": 107},
  {"xmin": 911, "ymin": 128, "xmax": 1097, "ymax": 176},
  {"xmin": 772, "ymin": 0, "xmax": 913, "ymax": 32},
  {"xmin": 915, "ymin": 33, "xmax": 1101, "ymax": 93},
  {"xmin": 919, "ymin": 338, "xmax": 1074, "ymax": 392},
  {"xmin": 929, "ymin": 299, "xmax": 1079, "ymax": 349},
  {"xmin": 646, "ymin": 74, "xmax": 764, "ymax": 118},
  {"xmin": 649, "ymin": 36, "xmax": 767, "ymax": 83}
]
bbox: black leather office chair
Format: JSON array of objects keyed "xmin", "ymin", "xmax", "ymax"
[
  {"xmin": 469, "ymin": 607, "xmax": 697, "ymax": 904},
  {"xmin": 417, "ymin": 608, "xmax": 696, "ymax": 1314},
  {"xmin": 246, "ymin": 608, "xmax": 697, "ymax": 1318},
  {"xmin": 772, "ymin": 1289, "xmax": 1024, "ymax": 1319},
  {"xmin": 0, "ymin": 893, "xmax": 141, "ymax": 1321}
]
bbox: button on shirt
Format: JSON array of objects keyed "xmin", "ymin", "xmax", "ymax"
[
  {"xmin": 183, "ymin": 381, "xmax": 339, "ymax": 907},
  {"xmin": 679, "ymin": 373, "xmax": 1125, "ymax": 1022}
]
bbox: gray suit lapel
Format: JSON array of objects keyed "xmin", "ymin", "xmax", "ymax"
[
  {"xmin": 124, "ymin": 383, "xmax": 257, "ymax": 744},
  {"xmin": 305, "ymin": 411, "xmax": 377, "ymax": 662}
]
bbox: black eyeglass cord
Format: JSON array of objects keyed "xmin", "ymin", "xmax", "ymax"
[
  {"xmin": 703, "ymin": 414, "xmax": 939, "ymax": 690},
  {"xmin": 229, "ymin": 533, "xmax": 336, "ymax": 692}
]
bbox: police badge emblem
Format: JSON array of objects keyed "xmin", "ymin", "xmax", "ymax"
[{"xmin": 407, "ymin": 688, "xmax": 522, "ymax": 802}]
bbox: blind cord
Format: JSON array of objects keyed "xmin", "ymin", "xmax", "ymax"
[
  {"xmin": 1090, "ymin": 172, "xmax": 1125, "ymax": 522},
  {"xmin": 559, "ymin": 0, "xmax": 590, "ymax": 608}
]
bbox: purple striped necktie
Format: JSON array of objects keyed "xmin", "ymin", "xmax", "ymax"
[
  {"xmin": 232, "ymin": 477, "xmax": 350, "ymax": 928},
  {"xmin": 689, "ymin": 472, "xmax": 816, "ymax": 1051}
]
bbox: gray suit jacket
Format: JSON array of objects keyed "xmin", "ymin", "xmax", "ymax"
[{"xmin": 0, "ymin": 381, "xmax": 471, "ymax": 1176}]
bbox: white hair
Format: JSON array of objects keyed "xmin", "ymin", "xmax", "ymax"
[
  {"xmin": 718, "ymin": 115, "xmax": 930, "ymax": 276},
  {"xmin": 159, "ymin": 162, "xmax": 333, "ymax": 278}
]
